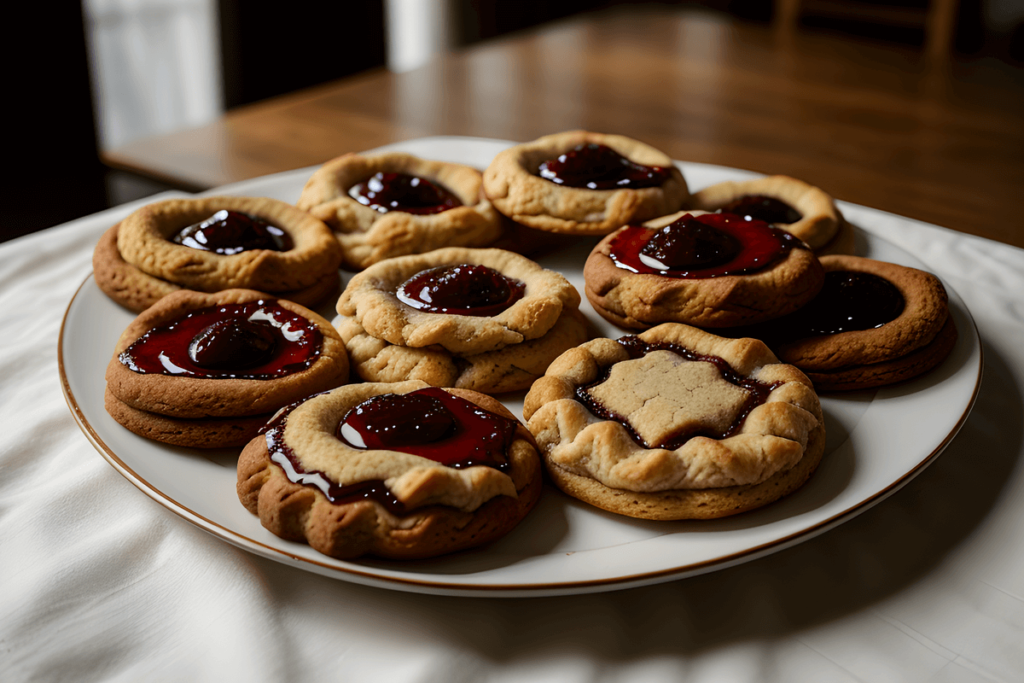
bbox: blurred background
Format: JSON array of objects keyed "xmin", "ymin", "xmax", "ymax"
[{"xmin": 4, "ymin": 0, "xmax": 1023, "ymax": 243}]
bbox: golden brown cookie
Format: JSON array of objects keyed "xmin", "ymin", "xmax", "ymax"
[
  {"xmin": 338, "ymin": 307, "xmax": 589, "ymax": 394},
  {"xmin": 584, "ymin": 211, "xmax": 824, "ymax": 330},
  {"xmin": 236, "ymin": 381, "xmax": 543, "ymax": 560},
  {"xmin": 115, "ymin": 196, "xmax": 342, "ymax": 295},
  {"xmin": 482, "ymin": 131, "xmax": 689, "ymax": 235},
  {"xmin": 105, "ymin": 289, "xmax": 349, "ymax": 447},
  {"xmin": 337, "ymin": 247, "xmax": 581, "ymax": 354},
  {"xmin": 687, "ymin": 176, "xmax": 843, "ymax": 252},
  {"xmin": 523, "ymin": 324, "xmax": 825, "ymax": 520},
  {"xmin": 750, "ymin": 255, "xmax": 957, "ymax": 391},
  {"xmin": 296, "ymin": 152, "xmax": 503, "ymax": 270},
  {"xmin": 93, "ymin": 223, "xmax": 341, "ymax": 313}
]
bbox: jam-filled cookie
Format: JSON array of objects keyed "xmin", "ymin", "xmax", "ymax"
[
  {"xmin": 337, "ymin": 307, "xmax": 589, "ymax": 394},
  {"xmin": 102, "ymin": 196, "xmax": 342, "ymax": 311},
  {"xmin": 524, "ymin": 324, "xmax": 825, "ymax": 520},
  {"xmin": 584, "ymin": 210, "xmax": 824, "ymax": 330},
  {"xmin": 105, "ymin": 289, "xmax": 349, "ymax": 448},
  {"xmin": 337, "ymin": 247, "xmax": 581, "ymax": 355},
  {"xmin": 296, "ymin": 152, "xmax": 503, "ymax": 270},
  {"xmin": 687, "ymin": 175, "xmax": 854, "ymax": 254},
  {"xmin": 93, "ymin": 222, "xmax": 341, "ymax": 313},
  {"xmin": 236, "ymin": 381, "xmax": 543, "ymax": 559},
  {"xmin": 482, "ymin": 131, "xmax": 689, "ymax": 235},
  {"xmin": 737, "ymin": 255, "xmax": 957, "ymax": 391}
]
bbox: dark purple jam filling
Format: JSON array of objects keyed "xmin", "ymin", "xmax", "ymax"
[
  {"xmin": 537, "ymin": 143, "xmax": 672, "ymax": 190},
  {"xmin": 609, "ymin": 212, "xmax": 804, "ymax": 279},
  {"xmin": 263, "ymin": 388, "xmax": 518, "ymax": 512},
  {"xmin": 348, "ymin": 172, "xmax": 462, "ymax": 215},
  {"xmin": 119, "ymin": 300, "xmax": 322, "ymax": 379},
  {"xmin": 575, "ymin": 336, "xmax": 781, "ymax": 450},
  {"xmin": 396, "ymin": 264, "xmax": 526, "ymax": 317},
  {"xmin": 720, "ymin": 195, "xmax": 802, "ymax": 225},
  {"xmin": 171, "ymin": 210, "xmax": 292, "ymax": 255}
]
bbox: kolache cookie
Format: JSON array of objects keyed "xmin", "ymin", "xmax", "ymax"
[
  {"xmin": 336, "ymin": 247, "xmax": 586, "ymax": 393},
  {"xmin": 236, "ymin": 381, "xmax": 543, "ymax": 559},
  {"xmin": 735, "ymin": 255, "xmax": 957, "ymax": 391},
  {"xmin": 95, "ymin": 196, "xmax": 342, "ymax": 312},
  {"xmin": 296, "ymin": 152, "xmax": 504, "ymax": 270},
  {"xmin": 523, "ymin": 323, "xmax": 825, "ymax": 520},
  {"xmin": 482, "ymin": 130, "xmax": 689, "ymax": 235},
  {"xmin": 105, "ymin": 289, "xmax": 349, "ymax": 448},
  {"xmin": 584, "ymin": 210, "xmax": 825, "ymax": 330},
  {"xmin": 687, "ymin": 175, "xmax": 855, "ymax": 254}
]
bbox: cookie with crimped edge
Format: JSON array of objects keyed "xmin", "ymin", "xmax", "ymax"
[
  {"xmin": 523, "ymin": 323, "xmax": 825, "ymax": 520},
  {"xmin": 765, "ymin": 255, "xmax": 957, "ymax": 391},
  {"xmin": 114, "ymin": 196, "xmax": 342, "ymax": 296},
  {"xmin": 687, "ymin": 175, "xmax": 847, "ymax": 253},
  {"xmin": 584, "ymin": 210, "xmax": 825, "ymax": 330},
  {"xmin": 337, "ymin": 247, "xmax": 581, "ymax": 355},
  {"xmin": 337, "ymin": 307, "xmax": 590, "ymax": 394},
  {"xmin": 296, "ymin": 151, "xmax": 503, "ymax": 270},
  {"xmin": 94, "ymin": 223, "xmax": 340, "ymax": 313},
  {"xmin": 236, "ymin": 381, "xmax": 543, "ymax": 560},
  {"xmin": 482, "ymin": 130, "xmax": 689, "ymax": 235},
  {"xmin": 105, "ymin": 289, "xmax": 349, "ymax": 421}
]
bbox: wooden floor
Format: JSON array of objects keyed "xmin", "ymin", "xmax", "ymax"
[{"xmin": 103, "ymin": 7, "xmax": 1024, "ymax": 249}]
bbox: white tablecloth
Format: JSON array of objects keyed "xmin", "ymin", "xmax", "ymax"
[{"xmin": 3, "ymin": 192, "xmax": 1023, "ymax": 683}]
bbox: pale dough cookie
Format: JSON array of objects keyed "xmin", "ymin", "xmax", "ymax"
[
  {"xmin": 296, "ymin": 152, "xmax": 503, "ymax": 270},
  {"xmin": 106, "ymin": 289, "xmax": 349, "ymax": 420},
  {"xmin": 338, "ymin": 307, "xmax": 590, "ymax": 394},
  {"xmin": 482, "ymin": 131, "xmax": 689, "ymax": 235},
  {"xmin": 94, "ymin": 223, "xmax": 341, "ymax": 313},
  {"xmin": 584, "ymin": 211, "xmax": 824, "ymax": 330},
  {"xmin": 116, "ymin": 195, "xmax": 342, "ymax": 293},
  {"xmin": 688, "ymin": 176, "xmax": 842, "ymax": 251},
  {"xmin": 236, "ymin": 381, "xmax": 543, "ymax": 559},
  {"xmin": 337, "ymin": 247, "xmax": 581, "ymax": 354},
  {"xmin": 524, "ymin": 324, "xmax": 825, "ymax": 520}
]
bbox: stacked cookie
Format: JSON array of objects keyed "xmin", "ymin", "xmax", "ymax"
[
  {"xmin": 335, "ymin": 247, "xmax": 588, "ymax": 394},
  {"xmin": 94, "ymin": 196, "xmax": 343, "ymax": 312}
]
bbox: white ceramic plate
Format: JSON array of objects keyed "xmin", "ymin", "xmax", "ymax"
[{"xmin": 59, "ymin": 137, "xmax": 982, "ymax": 597}]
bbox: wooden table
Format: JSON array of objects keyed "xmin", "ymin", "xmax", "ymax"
[{"xmin": 103, "ymin": 7, "xmax": 1024, "ymax": 249}]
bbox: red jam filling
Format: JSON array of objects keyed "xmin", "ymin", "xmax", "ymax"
[
  {"xmin": 396, "ymin": 264, "xmax": 526, "ymax": 317},
  {"xmin": 537, "ymin": 143, "xmax": 672, "ymax": 190},
  {"xmin": 119, "ymin": 300, "xmax": 322, "ymax": 379},
  {"xmin": 171, "ymin": 210, "xmax": 293, "ymax": 254},
  {"xmin": 576, "ymin": 336, "xmax": 781, "ymax": 450},
  {"xmin": 348, "ymin": 172, "xmax": 462, "ymax": 215},
  {"xmin": 720, "ymin": 195, "xmax": 802, "ymax": 225},
  {"xmin": 262, "ymin": 388, "xmax": 517, "ymax": 512},
  {"xmin": 608, "ymin": 212, "xmax": 804, "ymax": 278}
]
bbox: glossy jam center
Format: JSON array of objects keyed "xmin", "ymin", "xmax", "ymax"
[
  {"xmin": 171, "ymin": 210, "xmax": 293, "ymax": 255},
  {"xmin": 576, "ymin": 337, "xmax": 780, "ymax": 450},
  {"xmin": 793, "ymin": 270, "xmax": 905, "ymax": 336},
  {"xmin": 609, "ymin": 213, "xmax": 803, "ymax": 278},
  {"xmin": 396, "ymin": 264, "xmax": 526, "ymax": 317},
  {"xmin": 348, "ymin": 172, "xmax": 462, "ymax": 215},
  {"xmin": 119, "ymin": 300, "xmax": 322, "ymax": 379},
  {"xmin": 537, "ymin": 143, "xmax": 671, "ymax": 190},
  {"xmin": 720, "ymin": 195, "xmax": 802, "ymax": 225},
  {"xmin": 262, "ymin": 388, "xmax": 518, "ymax": 512}
]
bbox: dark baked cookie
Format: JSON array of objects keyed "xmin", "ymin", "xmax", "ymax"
[
  {"xmin": 523, "ymin": 324, "xmax": 825, "ymax": 520},
  {"xmin": 236, "ymin": 381, "xmax": 543, "ymax": 559},
  {"xmin": 105, "ymin": 289, "xmax": 349, "ymax": 447},
  {"xmin": 297, "ymin": 152, "xmax": 503, "ymax": 270},
  {"xmin": 483, "ymin": 131, "xmax": 689, "ymax": 235},
  {"xmin": 584, "ymin": 210, "xmax": 824, "ymax": 330}
]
